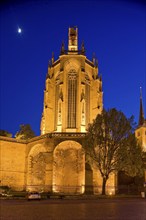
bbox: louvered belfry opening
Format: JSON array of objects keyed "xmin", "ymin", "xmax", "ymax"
[{"xmin": 67, "ymin": 69, "xmax": 77, "ymax": 128}]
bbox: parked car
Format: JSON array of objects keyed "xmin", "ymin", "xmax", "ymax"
[
  {"xmin": 0, "ymin": 192, "xmax": 12, "ymax": 197},
  {"xmin": 27, "ymin": 192, "xmax": 41, "ymax": 200},
  {"xmin": 0, "ymin": 186, "xmax": 11, "ymax": 197}
]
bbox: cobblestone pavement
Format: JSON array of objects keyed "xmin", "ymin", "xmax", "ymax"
[{"xmin": 0, "ymin": 198, "xmax": 146, "ymax": 220}]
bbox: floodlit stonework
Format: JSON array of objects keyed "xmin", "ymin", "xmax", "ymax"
[
  {"xmin": 53, "ymin": 140, "xmax": 85, "ymax": 194},
  {"xmin": 40, "ymin": 27, "xmax": 102, "ymax": 134},
  {"xmin": 0, "ymin": 138, "xmax": 26, "ymax": 191},
  {"xmin": 135, "ymin": 124, "xmax": 146, "ymax": 152},
  {"xmin": 135, "ymin": 124, "xmax": 146, "ymax": 184},
  {"xmin": 135, "ymin": 89, "xmax": 146, "ymax": 182},
  {"xmin": 1, "ymin": 27, "xmax": 145, "ymax": 194}
]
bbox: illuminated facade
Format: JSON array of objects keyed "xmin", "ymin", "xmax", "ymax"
[
  {"xmin": 135, "ymin": 89, "xmax": 146, "ymax": 182},
  {"xmin": 40, "ymin": 27, "xmax": 102, "ymax": 134},
  {"xmin": 135, "ymin": 89, "xmax": 146, "ymax": 152},
  {"xmin": 2, "ymin": 27, "xmax": 145, "ymax": 195}
]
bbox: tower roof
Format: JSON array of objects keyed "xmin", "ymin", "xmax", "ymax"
[{"xmin": 138, "ymin": 87, "xmax": 145, "ymax": 126}]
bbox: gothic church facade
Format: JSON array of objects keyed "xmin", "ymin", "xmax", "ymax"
[{"xmin": 0, "ymin": 27, "xmax": 145, "ymax": 194}]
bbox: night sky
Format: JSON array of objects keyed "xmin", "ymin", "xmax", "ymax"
[{"xmin": 0, "ymin": 0, "xmax": 146, "ymax": 137}]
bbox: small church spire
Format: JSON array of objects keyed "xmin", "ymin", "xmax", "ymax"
[
  {"xmin": 51, "ymin": 52, "xmax": 54, "ymax": 63},
  {"xmin": 92, "ymin": 52, "xmax": 96, "ymax": 64},
  {"xmin": 81, "ymin": 40, "xmax": 85, "ymax": 55},
  {"xmin": 138, "ymin": 87, "xmax": 145, "ymax": 126},
  {"xmin": 60, "ymin": 41, "xmax": 65, "ymax": 55}
]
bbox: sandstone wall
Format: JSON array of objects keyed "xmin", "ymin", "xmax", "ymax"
[
  {"xmin": 0, "ymin": 135, "xmax": 116, "ymax": 194},
  {"xmin": 0, "ymin": 137, "xmax": 26, "ymax": 191},
  {"xmin": 26, "ymin": 136, "xmax": 54, "ymax": 192}
]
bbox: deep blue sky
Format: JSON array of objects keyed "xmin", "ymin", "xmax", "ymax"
[{"xmin": 0, "ymin": 0, "xmax": 146, "ymax": 136}]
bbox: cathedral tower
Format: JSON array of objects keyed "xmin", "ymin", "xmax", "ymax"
[
  {"xmin": 0, "ymin": 27, "xmax": 116, "ymax": 195},
  {"xmin": 40, "ymin": 27, "xmax": 103, "ymax": 134}
]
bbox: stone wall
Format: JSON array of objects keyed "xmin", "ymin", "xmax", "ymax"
[
  {"xmin": 0, "ymin": 134, "xmax": 116, "ymax": 194},
  {"xmin": 26, "ymin": 136, "xmax": 54, "ymax": 192},
  {"xmin": 0, "ymin": 137, "xmax": 26, "ymax": 191}
]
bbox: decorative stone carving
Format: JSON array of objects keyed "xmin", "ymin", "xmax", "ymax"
[{"xmin": 59, "ymin": 89, "xmax": 63, "ymax": 101}]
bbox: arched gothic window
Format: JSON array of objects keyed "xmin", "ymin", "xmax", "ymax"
[{"xmin": 67, "ymin": 69, "xmax": 77, "ymax": 128}]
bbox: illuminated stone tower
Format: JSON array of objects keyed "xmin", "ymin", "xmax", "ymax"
[
  {"xmin": 135, "ymin": 88, "xmax": 146, "ymax": 183},
  {"xmin": 135, "ymin": 88, "xmax": 146, "ymax": 152},
  {"xmin": 40, "ymin": 27, "xmax": 103, "ymax": 134},
  {"xmin": 0, "ymin": 27, "xmax": 116, "ymax": 195}
]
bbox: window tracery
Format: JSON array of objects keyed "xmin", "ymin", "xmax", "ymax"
[{"xmin": 67, "ymin": 69, "xmax": 77, "ymax": 128}]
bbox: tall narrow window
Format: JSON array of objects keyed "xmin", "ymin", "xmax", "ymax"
[
  {"xmin": 85, "ymin": 83, "xmax": 90, "ymax": 127},
  {"xmin": 55, "ymin": 84, "xmax": 59, "ymax": 130},
  {"xmin": 67, "ymin": 70, "xmax": 77, "ymax": 128}
]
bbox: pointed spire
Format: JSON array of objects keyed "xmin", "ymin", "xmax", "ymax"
[
  {"xmin": 51, "ymin": 52, "xmax": 54, "ymax": 63},
  {"xmin": 81, "ymin": 40, "xmax": 85, "ymax": 55},
  {"xmin": 95, "ymin": 58, "xmax": 98, "ymax": 68},
  {"xmin": 138, "ymin": 87, "xmax": 145, "ymax": 126},
  {"xmin": 48, "ymin": 59, "xmax": 52, "ymax": 68},
  {"xmin": 60, "ymin": 41, "xmax": 65, "ymax": 55},
  {"xmin": 99, "ymin": 74, "xmax": 102, "ymax": 81},
  {"xmin": 92, "ymin": 52, "xmax": 96, "ymax": 64}
]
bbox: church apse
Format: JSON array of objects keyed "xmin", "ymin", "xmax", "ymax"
[
  {"xmin": 0, "ymin": 27, "xmax": 111, "ymax": 194},
  {"xmin": 40, "ymin": 27, "xmax": 103, "ymax": 134}
]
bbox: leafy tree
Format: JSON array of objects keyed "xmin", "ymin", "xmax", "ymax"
[
  {"xmin": 0, "ymin": 130, "xmax": 12, "ymax": 137},
  {"xmin": 15, "ymin": 124, "xmax": 36, "ymax": 140},
  {"xmin": 84, "ymin": 108, "xmax": 144, "ymax": 195}
]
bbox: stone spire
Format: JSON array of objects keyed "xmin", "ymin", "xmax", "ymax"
[
  {"xmin": 138, "ymin": 87, "xmax": 145, "ymax": 126},
  {"xmin": 60, "ymin": 41, "xmax": 65, "ymax": 55},
  {"xmin": 81, "ymin": 40, "xmax": 85, "ymax": 55},
  {"xmin": 51, "ymin": 52, "xmax": 54, "ymax": 63}
]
